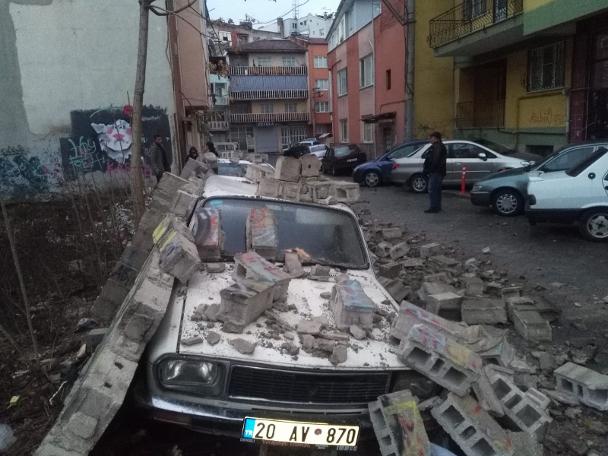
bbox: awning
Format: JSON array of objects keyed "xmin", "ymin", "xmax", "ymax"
[{"xmin": 361, "ymin": 112, "xmax": 396, "ymax": 123}]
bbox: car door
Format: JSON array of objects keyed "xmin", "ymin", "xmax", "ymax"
[
  {"xmin": 446, "ymin": 142, "xmax": 493, "ymax": 183},
  {"xmin": 388, "ymin": 143, "xmax": 426, "ymax": 182}
]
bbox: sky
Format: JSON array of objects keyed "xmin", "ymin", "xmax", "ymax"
[{"xmin": 206, "ymin": 0, "xmax": 341, "ymax": 30}]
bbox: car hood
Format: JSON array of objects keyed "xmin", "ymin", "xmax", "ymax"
[
  {"xmin": 479, "ymin": 166, "xmax": 529, "ymax": 182},
  {"xmin": 177, "ymin": 266, "xmax": 401, "ymax": 370}
]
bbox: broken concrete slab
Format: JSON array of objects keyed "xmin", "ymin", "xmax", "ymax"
[
  {"xmin": 296, "ymin": 316, "xmax": 327, "ymax": 336},
  {"xmin": 218, "ymin": 282, "xmax": 276, "ymax": 333},
  {"xmin": 369, "ymin": 390, "xmax": 430, "ymax": 456},
  {"xmin": 300, "ymin": 154, "xmax": 322, "ymax": 177},
  {"xmin": 381, "ymin": 227, "xmax": 402, "ymax": 240},
  {"xmin": 331, "ymin": 181, "xmax": 360, "ymax": 203},
  {"xmin": 554, "ymin": 362, "xmax": 608, "ymax": 411},
  {"xmin": 257, "ymin": 177, "xmax": 281, "ymax": 197},
  {"xmin": 170, "ymin": 188, "xmax": 198, "ymax": 220},
  {"xmin": 389, "ymin": 241, "xmax": 410, "ymax": 260},
  {"xmin": 205, "ymin": 262, "xmax": 226, "ymax": 273},
  {"xmin": 381, "ymin": 278, "xmax": 410, "ymax": 303},
  {"xmin": 308, "ymin": 264, "xmax": 332, "ymax": 281},
  {"xmin": 329, "ymin": 345, "xmax": 348, "ymax": 365},
  {"xmin": 349, "ymin": 325, "xmax": 366, "ymax": 340},
  {"xmin": 461, "ymin": 297, "xmax": 507, "ymax": 325},
  {"xmin": 274, "ymin": 156, "xmax": 301, "ymax": 182},
  {"xmin": 472, "ymin": 367, "xmax": 505, "ymax": 417},
  {"xmin": 512, "ymin": 309, "xmax": 552, "ymax": 342},
  {"xmin": 233, "ymin": 251, "xmax": 291, "ymax": 301},
  {"xmin": 246, "ymin": 207, "xmax": 278, "ymax": 260},
  {"xmin": 205, "ymin": 331, "xmax": 221, "ymax": 345},
  {"xmin": 245, "ymin": 163, "xmax": 274, "ymax": 183},
  {"xmin": 417, "ymin": 281, "xmax": 457, "ymax": 303},
  {"xmin": 374, "ymin": 241, "xmax": 393, "ymax": 258},
  {"xmin": 181, "ymin": 336, "xmax": 204, "ymax": 346},
  {"xmin": 429, "ymin": 255, "xmax": 461, "ymax": 271},
  {"xmin": 426, "ymin": 291, "xmax": 463, "ymax": 314},
  {"xmin": 419, "ymin": 242, "xmax": 441, "ymax": 258},
  {"xmin": 229, "ymin": 338, "xmax": 256, "ymax": 355},
  {"xmin": 279, "ymin": 181, "xmax": 300, "ymax": 201},
  {"xmin": 401, "ymin": 257, "xmax": 425, "ymax": 268},
  {"xmin": 397, "ymin": 324, "xmax": 482, "ymax": 396},
  {"xmin": 283, "ymin": 250, "xmax": 305, "ymax": 278},
  {"xmin": 190, "ymin": 208, "xmax": 223, "ymax": 261},
  {"xmin": 431, "ymin": 393, "xmax": 514, "ymax": 456},
  {"xmin": 461, "ymin": 274, "xmax": 485, "ymax": 297},
  {"xmin": 378, "ymin": 261, "xmax": 402, "ymax": 279},
  {"xmin": 158, "ymin": 228, "xmax": 201, "ymax": 284},
  {"xmin": 330, "ymin": 278, "xmax": 376, "ymax": 329}
]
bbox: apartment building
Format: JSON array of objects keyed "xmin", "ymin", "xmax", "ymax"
[
  {"xmin": 227, "ymin": 40, "xmax": 310, "ymax": 153},
  {"xmin": 281, "ymin": 13, "xmax": 334, "ymax": 38}
]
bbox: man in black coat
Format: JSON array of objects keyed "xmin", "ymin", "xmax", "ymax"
[{"xmin": 423, "ymin": 131, "xmax": 447, "ymax": 213}]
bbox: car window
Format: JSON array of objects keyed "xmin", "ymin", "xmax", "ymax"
[
  {"xmin": 334, "ymin": 146, "xmax": 351, "ymax": 158},
  {"xmin": 218, "ymin": 163, "xmax": 245, "ymax": 177},
  {"xmin": 449, "ymin": 143, "xmax": 486, "ymax": 159},
  {"xmin": 388, "ymin": 143, "xmax": 424, "ymax": 159},
  {"xmin": 541, "ymin": 146, "xmax": 597, "ymax": 172},
  {"xmin": 197, "ymin": 197, "xmax": 368, "ymax": 269},
  {"xmin": 567, "ymin": 147, "xmax": 608, "ymax": 177}
]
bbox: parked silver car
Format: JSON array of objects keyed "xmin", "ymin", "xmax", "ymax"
[{"xmin": 390, "ymin": 140, "xmax": 530, "ymax": 192}]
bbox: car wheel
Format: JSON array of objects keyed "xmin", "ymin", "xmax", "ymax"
[
  {"xmin": 364, "ymin": 171, "xmax": 381, "ymax": 188},
  {"xmin": 492, "ymin": 189, "xmax": 524, "ymax": 216},
  {"xmin": 409, "ymin": 174, "xmax": 428, "ymax": 193},
  {"xmin": 579, "ymin": 209, "xmax": 608, "ymax": 242}
]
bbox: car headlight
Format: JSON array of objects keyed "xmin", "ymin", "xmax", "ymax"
[{"xmin": 157, "ymin": 357, "xmax": 224, "ymax": 394}]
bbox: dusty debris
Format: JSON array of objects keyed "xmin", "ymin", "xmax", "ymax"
[
  {"xmin": 330, "ymin": 277, "xmax": 375, "ymax": 329},
  {"xmin": 381, "ymin": 227, "xmax": 402, "ymax": 240},
  {"xmin": 296, "ymin": 316, "xmax": 327, "ymax": 335},
  {"xmin": 229, "ymin": 338, "xmax": 256, "ymax": 355},
  {"xmin": 349, "ymin": 324, "xmax": 366, "ymax": 340},
  {"xmin": 308, "ymin": 264, "xmax": 332, "ymax": 281},
  {"xmin": 218, "ymin": 282, "xmax": 277, "ymax": 333},
  {"xmin": 329, "ymin": 345, "xmax": 348, "ymax": 365},
  {"xmin": 419, "ymin": 242, "xmax": 441, "ymax": 258},
  {"xmin": 181, "ymin": 336, "xmax": 204, "ymax": 346},
  {"xmin": 205, "ymin": 262, "xmax": 225, "ymax": 273},
  {"xmin": 283, "ymin": 250, "xmax": 305, "ymax": 277},
  {"xmin": 205, "ymin": 331, "xmax": 221, "ymax": 345},
  {"xmin": 461, "ymin": 297, "xmax": 507, "ymax": 325}
]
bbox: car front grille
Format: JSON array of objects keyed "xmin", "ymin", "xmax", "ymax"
[{"xmin": 228, "ymin": 365, "xmax": 390, "ymax": 405}]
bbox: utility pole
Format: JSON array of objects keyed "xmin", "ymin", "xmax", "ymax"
[
  {"xmin": 130, "ymin": 0, "xmax": 152, "ymax": 225},
  {"xmin": 404, "ymin": 0, "xmax": 415, "ymax": 141}
]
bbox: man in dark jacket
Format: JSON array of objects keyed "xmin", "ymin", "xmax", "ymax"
[
  {"xmin": 150, "ymin": 134, "xmax": 171, "ymax": 182},
  {"xmin": 423, "ymin": 131, "xmax": 447, "ymax": 213}
]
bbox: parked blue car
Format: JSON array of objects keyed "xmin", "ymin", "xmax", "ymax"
[{"xmin": 352, "ymin": 140, "xmax": 427, "ymax": 187}]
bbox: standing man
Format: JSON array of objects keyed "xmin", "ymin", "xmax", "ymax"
[
  {"xmin": 150, "ymin": 134, "xmax": 170, "ymax": 183},
  {"xmin": 423, "ymin": 131, "xmax": 447, "ymax": 213}
]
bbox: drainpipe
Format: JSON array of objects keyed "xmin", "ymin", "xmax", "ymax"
[{"xmin": 404, "ymin": 0, "xmax": 415, "ymax": 141}]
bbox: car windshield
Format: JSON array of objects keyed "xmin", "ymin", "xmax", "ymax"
[
  {"xmin": 197, "ymin": 197, "xmax": 368, "ymax": 269},
  {"xmin": 538, "ymin": 145, "xmax": 599, "ymax": 172},
  {"xmin": 218, "ymin": 162, "xmax": 246, "ymax": 177},
  {"xmin": 387, "ymin": 143, "xmax": 426, "ymax": 159},
  {"xmin": 334, "ymin": 145, "xmax": 351, "ymax": 158},
  {"xmin": 473, "ymin": 139, "xmax": 512, "ymax": 155}
]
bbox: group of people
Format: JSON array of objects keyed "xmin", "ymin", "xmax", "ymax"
[{"xmin": 148, "ymin": 134, "xmax": 217, "ymax": 183}]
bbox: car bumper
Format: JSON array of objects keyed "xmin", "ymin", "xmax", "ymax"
[
  {"xmin": 469, "ymin": 191, "xmax": 491, "ymax": 207},
  {"xmin": 133, "ymin": 368, "xmax": 375, "ymax": 440},
  {"xmin": 352, "ymin": 169, "xmax": 365, "ymax": 183}
]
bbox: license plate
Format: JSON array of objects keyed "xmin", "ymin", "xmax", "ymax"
[{"xmin": 241, "ymin": 417, "xmax": 359, "ymax": 447}]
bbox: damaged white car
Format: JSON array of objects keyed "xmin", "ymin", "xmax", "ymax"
[{"xmin": 134, "ymin": 175, "xmax": 436, "ymax": 449}]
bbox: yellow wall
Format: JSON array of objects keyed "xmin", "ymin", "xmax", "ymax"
[
  {"xmin": 504, "ymin": 42, "xmax": 570, "ymax": 130},
  {"xmin": 414, "ymin": 0, "xmax": 455, "ymax": 138}
]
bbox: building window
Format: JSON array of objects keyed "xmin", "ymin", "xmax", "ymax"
[
  {"xmin": 314, "ymin": 56, "xmax": 328, "ymax": 68},
  {"xmin": 292, "ymin": 22, "xmax": 297, "ymax": 29},
  {"xmin": 315, "ymin": 79, "xmax": 329, "ymax": 91},
  {"xmin": 315, "ymin": 101, "xmax": 330, "ymax": 112},
  {"xmin": 362, "ymin": 122, "xmax": 374, "ymax": 143},
  {"xmin": 282, "ymin": 56, "xmax": 297, "ymax": 67},
  {"xmin": 281, "ymin": 126, "xmax": 307, "ymax": 147},
  {"xmin": 345, "ymin": 9, "xmax": 353, "ymax": 34},
  {"xmin": 528, "ymin": 42, "xmax": 565, "ymax": 92},
  {"xmin": 337, "ymin": 69, "xmax": 348, "ymax": 96},
  {"xmin": 285, "ymin": 102, "xmax": 297, "ymax": 113},
  {"xmin": 256, "ymin": 57, "xmax": 272, "ymax": 67},
  {"xmin": 261, "ymin": 103, "xmax": 273, "ymax": 114},
  {"xmin": 360, "ymin": 54, "xmax": 374, "ymax": 88},
  {"xmin": 237, "ymin": 34, "xmax": 248, "ymax": 44},
  {"xmin": 319, "ymin": 29, "xmax": 325, "ymax": 36},
  {"xmin": 339, "ymin": 119, "xmax": 348, "ymax": 143},
  {"xmin": 386, "ymin": 69, "xmax": 392, "ymax": 90}
]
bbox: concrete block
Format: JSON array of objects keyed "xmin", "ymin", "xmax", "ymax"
[
  {"xmin": 257, "ymin": 177, "xmax": 281, "ymax": 197},
  {"xmin": 85, "ymin": 328, "xmax": 108, "ymax": 350},
  {"xmin": 554, "ymin": 362, "xmax": 608, "ymax": 411},
  {"xmin": 152, "ymin": 214, "xmax": 194, "ymax": 246},
  {"xmin": 419, "ymin": 242, "xmax": 441, "ymax": 258},
  {"xmin": 501, "ymin": 286, "xmax": 522, "ymax": 301},
  {"xmin": 485, "ymin": 281, "xmax": 503, "ymax": 297},
  {"xmin": 170, "ymin": 189, "xmax": 198, "ymax": 220},
  {"xmin": 330, "ymin": 278, "xmax": 376, "ymax": 330},
  {"xmin": 233, "ymin": 251, "xmax": 291, "ymax": 301},
  {"xmin": 489, "ymin": 372, "xmax": 551, "ymax": 433},
  {"xmin": 381, "ymin": 227, "xmax": 402, "ymax": 240},
  {"xmin": 424, "ymin": 272, "xmax": 451, "ymax": 284},
  {"xmin": 190, "ymin": 208, "xmax": 222, "ymax": 261},
  {"xmin": 378, "ymin": 261, "xmax": 402, "ymax": 279},
  {"xmin": 297, "ymin": 179, "xmax": 314, "ymax": 202},
  {"xmin": 374, "ymin": 241, "xmax": 393, "ymax": 258},
  {"xmin": 462, "ymin": 274, "xmax": 485, "ymax": 297},
  {"xmin": 431, "ymin": 393, "xmax": 514, "ymax": 456},
  {"xmin": 417, "ymin": 281, "xmax": 456, "ymax": 302},
  {"xmin": 390, "ymin": 301, "xmax": 469, "ymax": 343},
  {"xmin": 300, "ymin": 154, "xmax": 322, "ymax": 177},
  {"xmin": 283, "ymin": 251, "xmax": 305, "ymax": 277},
  {"xmin": 389, "ymin": 241, "xmax": 410, "ymax": 260},
  {"xmin": 429, "ymin": 255, "xmax": 461, "ymax": 270},
  {"xmin": 331, "ymin": 181, "xmax": 360, "ymax": 203},
  {"xmin": 472, "ymin": 368, "xmax": 505, "ymax": 417},
  {"xmin": 397, "ymin": 324, "xmax": 482, "ymax": 396},
  {"xmin": 426, "ymin": 292, "xmax": 463, "ymax": 314},
  {"xmin": 158, "ymin": 229, "xmax": 201, "ymax": 283},
  {"xmin": 310, "ymin": 181, "xmax": 333, "ymax": 202},
  {"xmin": 278, "ymin": 180, "xmax": 300, "ymax": 201},
  {"xmin": 219, "ymin": 283, "xmax": 276, "ymax": 333},
  {"xmin": 504, "ymin": 296, "xmax": 535, "ymax": 320},
  {"xmin": 512, "ymin": 309, "xmax": 552, "ymax": 342},
  {"xmin": 368, "ymin": 389, "xmax": 430, "ymax": 456},
  {"xmin": 308, "ymin": 264, "xmax": 332, "ymax": 281},
  {"xmin": 246, "ymin": 207, "xmax": 278, "ymax": 259},
  {"xmin": 274, "ymin": 156, "xmax": 301, "ymax": 182},
  {"xmin": 180, "ymin": 158, "xmax": 206, "ymax": 179},
  {"xmin": 402, "ymin": 258, "xmax": 424, "ymax": 268},
  {"xmin": 382, "ymin": 279, "xmax": 410, "ymax": 303},
  {"xmin": 245, "ymin": 163, "xmax": 273, "ymax": 183},
  {"xmin": 461, "ymin": 298, "xmax": 507, "ymax": 325}
]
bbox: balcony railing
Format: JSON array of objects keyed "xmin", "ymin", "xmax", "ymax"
[
  {"xmin": 456, "ymin": 100, "xmax": 505, "ymax": 129},
  {"xmin": 230, "ymin": 89, "xmax": 308, "ymax": 101},
  {"xmin": 429, "ymin": 0, "xmax": 523, "ymax": 49},
  {"xmin": 229, "ymin": 66, "xmax": 307, "ymax": 76},
  {"xmin": 208, "ymin": 120, "xmax": 229, "ymax": 131},
  {"xmin": 230, "ymin": 112, "xmax": 310, "ymax": 124},
  {"xmin": 212, "ymin": 95, "xmax": 229, "ymax": 106}
]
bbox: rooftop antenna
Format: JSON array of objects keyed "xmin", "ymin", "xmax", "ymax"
[{"xmin": 293, "ymin": 0, "xmax": 299, "ymax": 21}]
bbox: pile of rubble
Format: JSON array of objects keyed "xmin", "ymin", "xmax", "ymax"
[
  {"xmin": 248, "ymin": 155, "xmax": 360, "ymax": 204},
  {"xmin": 360, "ymin": 218, "xmax": 608, "ymax": 456}
]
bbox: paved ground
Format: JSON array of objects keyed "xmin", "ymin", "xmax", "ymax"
[{"xmin": 356, "ymin": 184, "xmax": 608, "ymax": 334}]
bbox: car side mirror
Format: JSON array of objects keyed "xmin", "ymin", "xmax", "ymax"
[
  {"xmin": 478, "ymin": 152, "xmax": 488, "ymax": 161},
  {"xmin": 528, "ymin": 160, "xmax": 536, "ymax": 167}
]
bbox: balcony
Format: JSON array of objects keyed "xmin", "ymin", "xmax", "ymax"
[
  {"xmin": 230, "ymin": 89, "xmax": 308, "ymax": 101},
  {"xmin": 229, "ymin": 66, "xmax": 307, "ymax": 76},
  {"xmin": 429, "ymin": 0, "xmax": 523, "ymax": 56},
  {"xmin": 211, "ymin": 94, "xmax": 229, "ymax": 106},
  {"xmin": 208, "ymin": 120, "xmax": 229, "ymax": 131},
  {"xmin": 230, "ymin": 112, "xmax": 310, "ymax": 124}
]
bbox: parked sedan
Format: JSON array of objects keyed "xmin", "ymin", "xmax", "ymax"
[
  {"xmin": 321, "ymin": 144, "xmax": 367, "ymax": 176},
  {"xmin": 391, "ymin": 140, "xmax": 530, "ymax": 192},
  {"xmin": 353, "ymin": 140, "xmax": 427, "ymax": 188},
  {"xmin": 470, "ymin": 143, "xmax": 606, "ymax": 216}
]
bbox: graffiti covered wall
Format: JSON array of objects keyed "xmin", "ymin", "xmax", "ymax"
[{"xmin": 0, "ymin": 0, "xmax": 175, "ymax": 200}]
